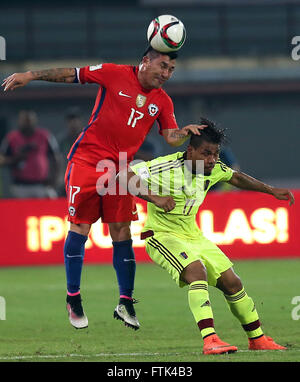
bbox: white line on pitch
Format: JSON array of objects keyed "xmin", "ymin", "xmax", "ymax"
[
  {"xmin": 0, "ymin": 349, "xmax": 296, "ymax": 361},
  {"xmin": 0, "ymin": 352, "xmax": 165, "ymax": 361}
]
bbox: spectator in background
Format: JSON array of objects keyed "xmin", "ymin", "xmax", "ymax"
[
  {"xmin": 0, "ymin": 110, "xmax": 62, "ymax": 198},
  {"xmin": 57, "ymin": 107, "xmax": 83, "ymax": 196}
]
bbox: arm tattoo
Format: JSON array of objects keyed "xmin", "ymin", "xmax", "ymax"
[
  {"xmin": 31, "ymin": 68, "xmax": 76, "ymax": 83},
  {"xmin": 169, "ymin": 130, "xmax": 186, "ymax": 139},
  {"xmin": 231, "ymin": 171, "xmax": 273, "ymax": 194}
]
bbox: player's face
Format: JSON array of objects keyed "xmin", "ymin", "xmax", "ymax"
[
  {"xmin": 139, "ymin": 55, "xmax": 176, "ymax": 89},
  {"xmin": 188, "ymin": 141, "xmax": 220, "ymax": 175}
]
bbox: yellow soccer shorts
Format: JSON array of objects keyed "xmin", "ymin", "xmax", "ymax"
[{"xmin": 145, "ymin": 231, "xmax": 233, "ymax": 288}]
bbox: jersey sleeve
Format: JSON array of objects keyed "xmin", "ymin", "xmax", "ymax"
[
  {"xmin": 215, "ymin": 161, "xmax": 234, "ymax": 182},
  {"xmin": 129, "ymin": 160, "xmax": 151, "ymax": 182},
  {"xmin": 76, "ymin": 63, "xmax": 116, "ymax": 86},
  {"xmin": 156, "ymin": 93, "xmax": 178, "ymax": 135}
]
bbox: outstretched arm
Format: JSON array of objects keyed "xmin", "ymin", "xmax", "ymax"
[
  {"xmin": 228, "ymin": 171, "xmax": 295, "ymax": 206},
  {"xmin": 2, "ymin": 68, "xmax": 76, "ymax": 91}
]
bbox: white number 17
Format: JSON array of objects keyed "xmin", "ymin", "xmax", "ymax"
[
  {"xmin": 69, "ymin": 186, "xmax": 80, "ymax": 204},
  {"xmin": 127, "ymin": 108, "xmax": 144, "ymax": 128}
]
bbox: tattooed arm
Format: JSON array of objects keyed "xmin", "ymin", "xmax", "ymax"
[
  {"xmin": 162, "ymin": 124, "xmax": 207, "ymax": 147},
  {"xmin": 228, "ymin": 171, "xmax": 295, "ymax": 206},
  {"xmin": 2, "ymin": 68, "xmax": 76, "ymax": 91}
]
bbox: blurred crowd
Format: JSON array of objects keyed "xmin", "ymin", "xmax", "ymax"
[
  {"xmin": 0, "ymin": 109, "xmax": 239, "ymax": 199},
  {"xmin": 0, "ymin": 109, "xmax": 78, "ymax": 199}
]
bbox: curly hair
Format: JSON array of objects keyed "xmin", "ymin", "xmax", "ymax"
[{"xmin": 189, "ymin": 117, "xmax": 227, "ymax": 148}]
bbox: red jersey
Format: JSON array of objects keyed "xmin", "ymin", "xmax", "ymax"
[{"xmin": 67, "ymin": 63, "xmax": 178, "ymax": 168}]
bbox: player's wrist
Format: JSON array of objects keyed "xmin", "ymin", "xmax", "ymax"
[
  {"xmin": 148, "ymin": 194, "xmax": 164, "ymax": 206},
  {"xmin": 148, "ymin": 194, "xmax": 160, "ymax": 203},
  {"xmin": 26, "ymin": 71, "xmax": 35, "ymax": 82},
  {"xmin": 265, "ymin": 185, "xmax": 275, "ymax": 196}
]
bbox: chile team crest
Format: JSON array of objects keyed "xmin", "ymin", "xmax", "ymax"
[{"xmin": 148, "ymin": 103, "xmax": 159, "ymax": 116}]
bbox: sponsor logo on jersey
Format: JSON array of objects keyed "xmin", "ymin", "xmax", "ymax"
[
  {"xmin": 119, "ymin": 91, "xmax": 132, "ymax": 98},
  {"xmin": 148, "ymin": 103, "xmax": 159, "ymax": 117},
  {"xmin": 136, "ymin": 94, "xmax": 147, "ymax": 108}
]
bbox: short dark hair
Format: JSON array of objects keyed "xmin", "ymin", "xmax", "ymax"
[
  {"xmin": 189, "ymin": 118, "xmax": 226, "ymax": 149},
  {"xmin": 141, "ymin": 45, "xmax": 178, "ymax": 62}
]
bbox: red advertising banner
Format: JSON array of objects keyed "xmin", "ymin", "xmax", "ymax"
[{"xmin": 0, "ymin": 190, "xmax": 299, "ymax": 266}]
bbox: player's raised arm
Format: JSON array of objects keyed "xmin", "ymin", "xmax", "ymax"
[
  {"xmin": 228, "ymin": 171, "xmax": 295, "ymax": 206},
  {"xmin": 2, "ymin": 68, "xmax": 76, "ymax": 91},
  {"xmin": 162, "ymin": 124, "xmax": 207, "ymax": 147}
]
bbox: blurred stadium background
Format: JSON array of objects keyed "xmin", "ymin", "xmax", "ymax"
[
  {"xmin": 1, "ymin": 0, "xmax": 300, "ymax": 191},
  {"xmin": 0, "ymin": 0, "xmax": 299, "ymax": 362}
]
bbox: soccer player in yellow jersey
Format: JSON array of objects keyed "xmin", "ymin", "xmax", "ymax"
[{"xmin": 118, "ymin": 118, "xmax": 295, "ymax": 355}]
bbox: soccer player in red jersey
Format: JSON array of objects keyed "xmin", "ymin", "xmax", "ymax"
[{"xmin": 2, "ymin": 47, "xmax": 205, "ymax": 330}]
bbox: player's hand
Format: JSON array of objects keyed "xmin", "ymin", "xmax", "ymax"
[
  {"xmin": 271, "ymin": 187, "xmax": 295, "ymax": 206},
  {"xmin": 2, "ymin": 71, "xmax": 33, "ymax": 91},
  {"xmin": 153, "ymin": 195, "xmax": 176, "ymax": 212},
  {"xmin": 180, "ymin": 124, "xmax": 207, "ymax": 136}
]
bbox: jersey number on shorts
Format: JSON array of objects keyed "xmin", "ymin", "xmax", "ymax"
[
  {"xmin": 69, "ymin": 186, "xmax": 81, "ymax": 204},
  {"xmin": 127, "ymin": 108, "xmax": 144, "ymax": 128}
]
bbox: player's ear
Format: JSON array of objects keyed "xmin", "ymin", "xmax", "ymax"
[{"xmin": 141, "ymin": 56, "xmax": 150, "ymax": 70}]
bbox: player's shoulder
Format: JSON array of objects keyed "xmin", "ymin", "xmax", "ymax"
[
  {"xmin": 157, "ymin": 87, "xmax": 173, "ymax": 102},
  {"xmin": 207, "ymin": 160, "xmax": 233, "ymax": 183},
  {"xmin": 130, "ymin": 151, "xmax": 185, "ymax": 180},
  {"xmin": 131, "ymin": 151, "xmax": 183, "ymax": 171},
  {"xmin": 87, "ymin": 63, "xmax": 132, "ymax": 74},
  {"xmin": 103, "ymin": 63, "xmax": 133, "ymax": 73},
  {"xmin": 148, "ymin": 151, "xmax": 184, "ymax": 172},
  {"xmin": 214, "ymin": 160, "xmax": 231, "ymax": 173}
]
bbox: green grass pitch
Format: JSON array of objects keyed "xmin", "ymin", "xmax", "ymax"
[{"xmin": 0, "ymin": 259, "xmax": 299, "ymax": 362}]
